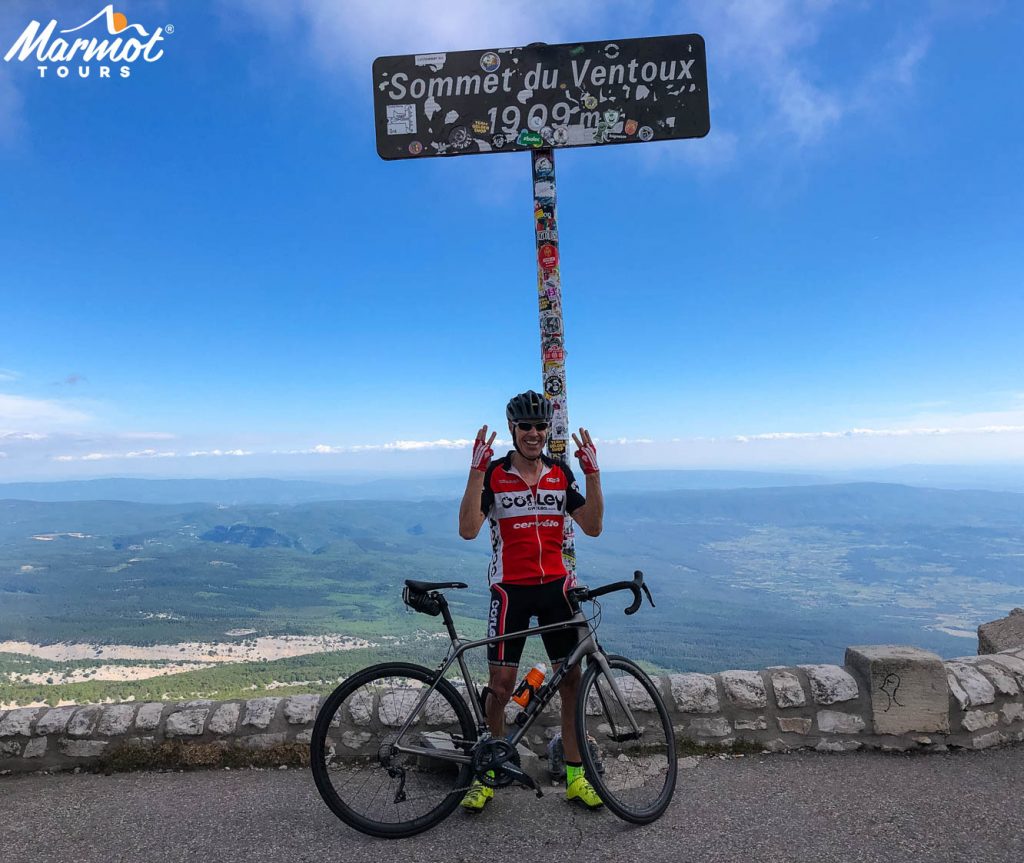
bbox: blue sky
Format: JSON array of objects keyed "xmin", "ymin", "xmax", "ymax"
[{"xmin": 1, "ymin": 0, "xmax": 1022, "ymax": 481}]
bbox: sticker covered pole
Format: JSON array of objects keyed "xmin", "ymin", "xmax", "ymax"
[{"xmin": 531, "ymin": 147, "xmax": 575, "ymax": 576}]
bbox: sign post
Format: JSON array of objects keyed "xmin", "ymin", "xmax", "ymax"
[{"xmin": 373, "ymin": 35, "xmax": 710, "ymax": 573}]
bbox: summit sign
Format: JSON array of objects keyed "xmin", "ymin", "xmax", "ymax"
[{"xmin": 372, "ymin": 34, "xmax": 709, "ymax": 160}]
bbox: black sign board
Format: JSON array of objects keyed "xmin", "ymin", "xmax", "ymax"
[{"xmin": 372, "ymin": 34, "xmax": 709, "ymax": 160}]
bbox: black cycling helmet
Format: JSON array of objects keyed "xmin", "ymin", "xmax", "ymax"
[{"xmin": 506, "ymin": 390, "xmax": 553, "ymax": 423}]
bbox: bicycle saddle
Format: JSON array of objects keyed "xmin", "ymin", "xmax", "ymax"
[{"xmin": 404, "ymin": 579, "xmax": 468, "ymax": 592}]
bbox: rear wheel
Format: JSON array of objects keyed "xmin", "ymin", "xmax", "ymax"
[
  {"xmin": 310, "ymin": 662, "xmax": 477, "ymax": 838},
  {"xmin": 576, "ymin": 654, "xmax": 676, "ymax": 823}
]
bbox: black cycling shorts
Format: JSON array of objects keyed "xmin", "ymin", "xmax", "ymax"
[{"xmin": 487, "ymin": 577, "xmax": 579, "ymax": 667}]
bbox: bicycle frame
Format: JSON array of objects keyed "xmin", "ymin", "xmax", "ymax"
[{"xmin": 382, "ymin": 598, "xmax": 644, "ymax": 767}]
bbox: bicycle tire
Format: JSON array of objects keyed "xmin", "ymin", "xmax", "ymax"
[
  {"xmin": 576, "ymin": 654, "xmax": 677, "ymax": 824},
  {"xmin": 310, "ymin": 662, "xmax": 477, "ymax": 838}
]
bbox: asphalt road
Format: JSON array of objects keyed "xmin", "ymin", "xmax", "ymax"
[{"xmin": 3, "ymin": 747, "xmax": 1022, "ymax": 863}]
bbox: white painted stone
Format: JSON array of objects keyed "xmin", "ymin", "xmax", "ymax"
[
  {"xmin": 0, "ymin": 707, "xmax": 45, "ymax": 737},
  {"xmin": 815, "ymin": 740, "xmax": 861, "ymax": 753},
  {"xmin": 209, "ymin": 703, "xmax": 241, "ymax": 735},
  {"xmin": 770, "ymin": 672, "xmax": 806, "ymax": 708},
  {"xmin": 972, "ymin": 731, "xmax": 1002, "ymax": 750},
  {"xmin": 97, "ymin": 704, "xmax": 136, "ymax": 736},
  {"xmin": 35, "ymin": 706, "xmax": 78, "ymax": 736},
  {"xmin": 341, "ymin": 730, "xmax": 372, "ymax": 749},
  {"xmin": 817, "ymin": 710, "xmax": 865, "ymax": 734},
  {"xmin": 284, "ymin": 695, "xmax": 320, "ymax": 725},
  {"xmin": 23, "ymin": 737, "xmax": 47, "ymax": 758},
  {"xmin": 689, "ymin": 717, "xmax": 731, "ymax": 737},
  {"xmin": 976, "ymin": 663, "xmax": 1019, "ymax": 696},
  {"xmin": 165, "ymin": 708, "xmax": 208, "ymax": 737},
  {"xmin": 60, "ymin": 738, "xmax": 108, "ymax": 757},
  {"xmin": 719, "ymin": 671, "xmax": 767, "ymax": 709},
  {"xmin": 799, "ymin": 665, "xmax": 859, "ymax": 705},
  {"xmin": 242, "ymin": 698, "xmax": 280, "ymax": 729},
  {"xmin": 984, "ymin": 653, "xmax": 1024, "ymax": 677},
  {"xmin": 347, "ymin": 690, "xmax": 373, "ymax": 725},
  {"xmin": 735, "ymin": 716, "xmax": 768, "ymax": 731},
  {"xmin": 380, "ymin": 690, "xmax": 422, "ymax": 727},
  {"xmin": 946, "ymin": 673, "xmax": 971, "ymax": 710},
  {"xmin": 0, "ymin": 740, "xmax": 22, "ymax": 756},
  {"xmin": 962, "ymin": 710, "xmax": 999, "ymax": 732},
  {"xmin": 947, "ymin": 663, "xmax": 996, "ymax": 707},
  {"xmin": 668, "ymin": 673, "xmax": 719, "ymax": 714},
  {"xmin": 845, "ymin": 645, "xmax": 950, "ymax": 735},
  {"xmin": 134, "ymin": 703, "xmax": 165, "ymax": 731},
  {"xmin": 1001, "ymin": 703, "xmax": 1024, "ymax": 724},
  {"xmin": 777, "ymin": 716, "xmax": 812, "ymax": 734},
  {"xmin": 67, "ymin": 706, "xmax": 102, "ymax": 738}
]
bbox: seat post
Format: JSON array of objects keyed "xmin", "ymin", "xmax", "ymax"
[{"xmin": 438, "ymin": 595, "xmax": 459, "ymax": 641}]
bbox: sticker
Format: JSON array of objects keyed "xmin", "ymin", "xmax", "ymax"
[
  {"xmin": 541, "ymin": 315, "xmax": 562, "ymax": 335},
  {"xmin": 604, "ymin": 108, "xmax": 620, "ymax": 125},
  {"xmin": 472, "ymin": 120, "xmax": 490, "ymax": 135},
  {"xmin": 638, "ymin": 126, "xmax": 654, "ymax": 142},
  {"xmin": 604, "ymin": 43, "xmax": 620, "ymax": 60},
  {"xmin": 538, "ymin": 295, "xmax": 551, "ymax": 311},
  {"xmin": 386, "ymin": 104, "xmax": 417, "ymax": 136},
  {"xmin": 548, "ymin": 438, "xmax": 567, "ymax": 455},
  {"xmin": 517, "ymin": 129, "xmax": 544, "ymax": 148},
  {"xmin": 538, "ymin": 244, "xmax": 559, "ymax": 271},
  {"xmin": 492, "ymin": 133, "xmax": 506, "ymax": 149},
  {"xmin": 408, "ymin": 140, "xmax": 423, "ymax": 155},
  {"xmin": 528, "ymin": 113, "xmax": 545, "ymax": 131},
  {"xmin": 545, "ymin": 377, "xmax": 564, "ymax": 398},
  {"xmin": 542, "ymin": 334, "xmax": 563, "ymax": 351},
  {"xmin": 448, "ymin": 126, "xmax": 470, "ymax": 147},
  {"xmin": 583, "ymin": 94, "xmax": 598, "ymax": 110},
  {"xmin": 536, "ymin": 229, "xmax": 558, "ymax": 243},
  {"xmin": 624, "ymin": 119, "xmax": 638, "ymax": 136},
  {"xmin": 544, "ymin": 348, "xmax": 565, "ymax": 362},
  {"xmin": 534, "ymin": 180, "xmax": 555, "ymax": 200},
  {"xmin": 552, "ymin": 126, "xmax": 569, "ymax": 145},
  {"xmin": 414, "ymin": 53, "xmax": 447, "ymax": 70},
  {"xmin": 534, "ymin": 156, "xmax": 553, "ymax": 177},
  {"xmin": 480, "ymin": 51, "xmax": 500, "ymax": 73}
]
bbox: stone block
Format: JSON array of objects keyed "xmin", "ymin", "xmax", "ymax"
[
  {"xmin": 165, "ymin": 708, "xmax": 208, "ymax": 737},
  {"xmin": 67, "ymin": 706, "xmax": 102, "ymax": 738},
  {"xmin": 962, "ymin": 710, "xmax": 999, "ymax": 732},
  {"xmin": 0, "ymin": 707, "xmax": 45, "ymax": 737},
  {"xmin": 719, "ymin": 670, "xmax": 767, "ymax": 709},
  {"xmin": 799, "ymin": 665, "xmax": 859, "ymax": 705},
  {"xmin": 668, "ymin": 673, "xmax": 719, "ymax": 714},
  {"xmin": 817, "ymin": 711, "xmax": 865, "ymax": 734},
  {"xmin": 735, "ymin": 716, "xmax": 768, "ymax": 731},
  {"xmin": 59, "ymin": 738, "xmax": 108, "ymax": 758},
  {"xmin": 35, "ymin": 706, "xmax": 78, "ymax": 736},
  {"xmin": 209, "ymin": 703, "xmax": 241, "ymax": 735},
  {"xmin": 972, "ymin": 731, "xmax": 1002, "ymax": 750},
  {"xmin": 1001, "ymin": 703, "xmax": 1024, "ymax": 725},
  {"xmin": 815, "ymin": 740, "xmax": 861, "ymax": 753},
  {"xmin": 239, "ymin": 732, "xmax": 287, "ymax": 750},
  {"xmin": 23, "ymin": 737, "xmax": 47, "ymax": 758},
  {"xmin": 0, "ymin": 740, "xmax": 22, "ymax": 756},
  {"xmin": 97, "ymin": 704, "xmax": 136, "ymax": 736},
  {"xmin": 284, "ymin": 695, "xmax": 320, "ymax": 725},
  {"xmin": 242, "ymin": 698, "xmax": 280, "ymax": 729},
  {"xmin": 978, "ymin": 608, "xmax": 1024, "ymax": 653},
  {"xmin": 340, "ymin": 730, "xmax": 372, "ymax": 749},
  {"xmin": 294, "ymin": 729, "xmax": 313, "ymax": 744},
  {"xmin": 947, "ymin": 663, "xmax": 996, "ymax": 708},
  {"xmin": 689, "ymin": 717, "xmax": 731, "ymax": 737},
  {"xmin": 777, "ymin": 716, "xmax": 812, "ymax": 734},
  {"xmin": 975, "ymin": 663, "xmax": 1019, "ymax": 696},
  {"xmin": 380, "ymin": 690, "xmax": 422, "ymax": 727},
  {"xmin": 770, "ymin": 671, "xmax": 806, "ymax": 708},
  {"xmin": 134, "ymin": 703, "xmax": 165, "ymax": 731},
  {"xmin": 846, "ymin": 645, "xmax": 950, "ymax": 734}
]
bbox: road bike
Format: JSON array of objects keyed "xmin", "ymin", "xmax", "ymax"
[{"xmin": 310, "ymin": 570, "xmax": 676, "ymax": 838}]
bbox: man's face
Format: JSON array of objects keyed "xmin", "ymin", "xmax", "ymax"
[{"xmin": 511, "ymin": 420, "xmax": 548, "ymax": 460}]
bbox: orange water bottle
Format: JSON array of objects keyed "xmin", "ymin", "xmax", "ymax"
[{"xmin": 512, "ymin": 662, "xmax": 547, "ymax": 707}]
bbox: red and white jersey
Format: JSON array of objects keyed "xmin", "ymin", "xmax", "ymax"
[{"xmin": 480, "ymin": 452, "xmax": 586, "ymax": 586}]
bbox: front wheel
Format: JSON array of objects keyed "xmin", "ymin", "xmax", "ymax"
[
  {"xmin": 310, "ymin": 662, "xmax": 477, "ymax": 838},
  {"xmin": 576, "ymin": 654, "xmax": 677, "ymax": 824}
]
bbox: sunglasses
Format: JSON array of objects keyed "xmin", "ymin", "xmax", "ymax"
[{"xmin": 515, "ymin": 422, "xmax": 549, "ymax": 432}]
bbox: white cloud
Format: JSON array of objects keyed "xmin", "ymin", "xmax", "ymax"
[
  {"xmin": 0, "ymin": 451, "xmax": 7, "ymax": 458},
  {"xmin": 0, "ymin": 393, "xmax": 91, "ymax": 428},
  {"xmin": 188, "ymin": 449, "xmax": 252, "ymax": 457},
  {"xmin": 731, "ymin": 425, "xmax": 1024, "ymax": 443},
  {"xmin": 0, "ymin": 368, "xmax": 20, "ymax": 382}
]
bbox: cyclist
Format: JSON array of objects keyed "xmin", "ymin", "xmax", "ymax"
[{"xmin": 458, "ymin": 389, "xmax": 605, "ymax": 813}]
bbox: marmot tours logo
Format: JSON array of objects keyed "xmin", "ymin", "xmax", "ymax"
[{"xmin": 4, "ymin": 4, "xmax": 171, "ymax": 79}]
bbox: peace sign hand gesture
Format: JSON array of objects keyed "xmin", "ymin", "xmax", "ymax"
[
  {"xmin": 572, "ymin": 428, "xmax": 599, "ymax": 475},
  {"xmin": 470, "ymin": 425, "xmax": 497, "ymax": 472}
]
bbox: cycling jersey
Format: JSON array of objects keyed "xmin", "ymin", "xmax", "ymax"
[{"xmin": 480, "ymin": 452, "xmax": 585, "ymax": 585}]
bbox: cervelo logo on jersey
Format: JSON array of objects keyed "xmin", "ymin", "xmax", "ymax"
[
  {"xmin": 512, "ymin": 519, "xmax": 560, "ymax": 529},
  {"xmin": 4, "ymin": 5, "xmax": 170, "ymax": 79}
]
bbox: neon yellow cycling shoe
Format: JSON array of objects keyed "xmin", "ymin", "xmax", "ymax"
[
  {"xmin": 461, "ymin": 780, "xmax": 494, "ymax": 813},
  {"xmin": 566, "ymin": 776, "xmax": 603, "ymax": 809}
]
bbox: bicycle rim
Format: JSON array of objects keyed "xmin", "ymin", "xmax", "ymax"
[
  {"xmin": 310, "ymin": 662, "xmax": 477, "ymax": 838},
  {"xmin": 576, "ymin": 655, "xmax": 677, "ymax": 824}
]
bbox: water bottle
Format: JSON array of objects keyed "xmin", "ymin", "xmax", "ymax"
[{"xmin": 511, "ymin": 662, "xmax": 547, "ymax": 708}]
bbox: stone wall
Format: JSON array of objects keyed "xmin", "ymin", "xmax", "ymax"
[{"xmin": 3, "ymin": 642, "xmax": 1023, "ymax": 775}]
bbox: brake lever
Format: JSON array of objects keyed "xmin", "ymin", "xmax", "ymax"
[{"xmin": 641, "ymin": 583, "xmax": 655, "ymax": 608}]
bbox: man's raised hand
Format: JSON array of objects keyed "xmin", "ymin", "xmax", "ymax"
[
  {"xmin": 471, "ymin": 425, "xmax": 497, "ymax": 472},
  {"xmin": 572, "ymin": 428, "xmax": 599, "ymax": 475}
]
